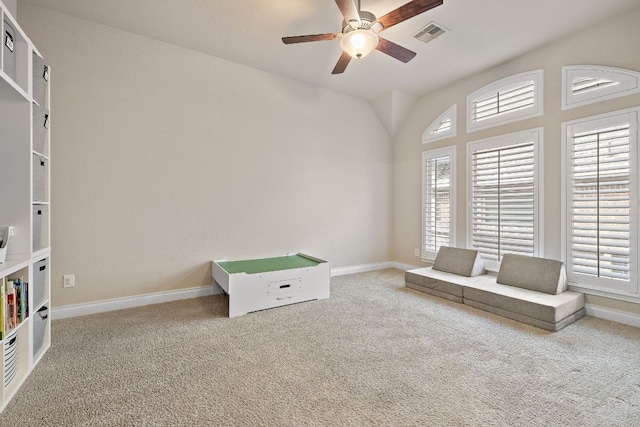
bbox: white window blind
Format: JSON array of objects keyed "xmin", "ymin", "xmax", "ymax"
[
  {"xmin": 431, "ymin": 118, "xmax": 452, "ymax": 135},
  {"xmin": 423, "ymin": 104, "xmax": 457, "ymax": 144},
  {"xmin": 423, "ymin": 147, "xmax": 455, "ymax": 259},
  {"xmin": 572, "ymin": 77, "xmax": 618, "ymax": 96},
  {"xmin": 473, "ymin": 81, "xmax": 535, "ymax": 123},
  {"xmin": 468, "ymin": 129, "xmax": 542, "ymax": 265},
  {"xmin": 562, "ymin": 66, "xmax": 640, "ymax": 110},
  {"xmin": 467, "ymin": 70, "xmax": 543, "ymax": 133},
  {"xmin": 564, "ymin": 108, "xmax": 639, "ymax": 294}
]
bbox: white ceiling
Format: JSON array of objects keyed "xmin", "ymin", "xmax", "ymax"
[{"xmin": 17, "ymin": 0, "xmax": 640, "ymax": 101}]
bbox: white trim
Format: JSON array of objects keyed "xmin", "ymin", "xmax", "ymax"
[
  {"xmin": 422, "ymin": 104, "xmax": 457, "ymax": 144},
  {"xmin": 467, "ymin": 70, "xmax": 544, "ymax": 133},
  {"xmin": 45, "ymin": 262, "xmax": 640, "ymax": 328},
  {"xmin": 52, "ymin": 285, "xmax": 218, "ymax": 320},
  {"xmin": 391, "ymin": 261, "xmax": 423, "ymax": 271},
  {"xmin": 561, "ymin": 106, "xmax": 640, "ymax": 294},
  {"xmin": 466, "ymin": 127, "xmax": 544, "ymax": 269},
  {"xmin": 562, "ymin": 65, "xmax": 640, "ymax": 110},
  {"xmin": 422, "ymin": 146, "xmax": 456, "ymax": 260},
  {"xmin": 569, "ymin": 282, "xmax": 640, "ymax": 304},
  {"xmin": 330, "ymin": 262, "xmax": 394, "ymax": 276},
  {"xmin": 585, "ymin": 303, "xmax": 640, "ymax": 329},
  {"xmin": 50, "ymin": 262, "xmax": 428, "ymax": 319}
]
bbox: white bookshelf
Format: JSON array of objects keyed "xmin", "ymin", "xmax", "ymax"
[{"xmin": 0, "ymin": 0, "xmax": 51, "ymax": 412}]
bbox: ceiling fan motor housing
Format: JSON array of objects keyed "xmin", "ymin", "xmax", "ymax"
[{"xmin": 341, "ymin": 11, "xmax": 382, "ymax": 34}]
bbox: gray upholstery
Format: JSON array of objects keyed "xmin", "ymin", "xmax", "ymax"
[
  {"xmin": 432, "ymin": 246, "xmax": 485, "ymax": 277},
  {"xmin": 497, "ymin": 254, "xmax": 567, "ymax": 295},
  {"xmin": 404, "ymin": 250, "xmax": 585, "ymax": 331},
  {"xmin": 465, "ymin": 300, "xmax": 586, "ymax": 332},
  {"xmin": 406, "ymin": 267, "xmax": 465, "ymax": 303},
  {"xmin": 406, "ymin": 281, "xmax": 463, "ymax": 303},
  {"xmin": 462, "ymin": 279, "xmax": 585, "ymax": 325}
]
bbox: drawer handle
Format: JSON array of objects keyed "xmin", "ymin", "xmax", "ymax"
[
  {"xmin": 40, "ymin": 265, "xmax": 46, "ymax": 271},
  {"xmin": 279, "ymin": 284, "xmax": 291, "ymax": 289}
]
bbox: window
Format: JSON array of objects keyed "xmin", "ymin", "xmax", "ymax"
[
  {"xmin": 467, "ymin": 70, "xmax": 543, "ymax": 132},
  {"xmin": 423, "ymin": 104, "xmax": 457, "ymax": 144},
  {"xmin": 562, "ymin": 66, "xmax": 640, "ymax": 110},
  {"xmin": 422, "ymin": 146, "xmax": 455, "ymax": 260},
  {"xmin": 468, "ymin": 129, "xmax": 543, "ymax": 269},
  {"xmin": 562, "ymin": 108, "xmax": 639, "ymax": 295}
]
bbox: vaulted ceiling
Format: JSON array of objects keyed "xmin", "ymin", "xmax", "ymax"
[{"xmin": 18, "ymin": 0, "xmax": 640, "ymax": 102}]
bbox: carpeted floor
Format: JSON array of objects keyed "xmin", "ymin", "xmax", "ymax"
[{"xmin": 2, "ymin": 268, "xmax": 640, "ymax": 426}]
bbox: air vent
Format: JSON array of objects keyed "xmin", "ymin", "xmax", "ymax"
[{"xmin": 414, "ymin": 21, "xmax": 447, "ymax": 44}]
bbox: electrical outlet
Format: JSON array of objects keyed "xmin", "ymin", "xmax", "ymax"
[
  {"xmin": 414, "ymin": 248, "xmax": 420, "ymax": 257},
  {"xmin": 8, "ymin": 226, "xmax": 14, "ymax": 236},
  {"xmin": 63, "ymin": 274, "xmax": 75, "ymax": 288}
]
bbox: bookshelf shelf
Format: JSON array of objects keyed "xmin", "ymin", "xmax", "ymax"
[
  {"xmin": 0, "ymin": 0, "xmax": 51, "ymax": 412},
  {"xmin": 0, "ymin": 259, "xmax": 29, "ymax": 278}
]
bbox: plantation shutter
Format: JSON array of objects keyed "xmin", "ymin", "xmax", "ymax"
[
  {"xmin": 572, "ymin": 77, "xmax": 618, "ymax": 96},
  {"xmin": 473, "ymin": 81, "xmax": 535, "ymax": 123},
  {"xmin": 570, "ymin": 124, "xmax": 631, "ymax": 281},
  {"xmin": 424, "ymin": 154, "xmax": 451, "ymax": 254},
  {"xmin": 471, "ymin": 142, "xmax": 535, "ymax": 261}
]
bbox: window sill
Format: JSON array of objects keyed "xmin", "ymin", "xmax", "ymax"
[{"xmin": 568, "ymin": 283, "xmax": 640, "ymax": 305}]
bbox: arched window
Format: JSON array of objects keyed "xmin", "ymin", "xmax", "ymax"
[
  {"xmin": 467, "ymin": 70, "xmax": 543, "ymax": 132},
  {"xmin": 562, "ymin": 65, "xmax": 640, "ymax": 110},
  {"xmin": 423, "ymin": 104, "xmax": 456, "ymax": 144}
]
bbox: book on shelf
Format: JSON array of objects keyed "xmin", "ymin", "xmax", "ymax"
[
  {"xmin": 6, "ymin": 279, "xmax": 16, "ymax": 330},
  {"xmin": 3, "ymin": 276, "xmax": 29, "ymax": 336}
]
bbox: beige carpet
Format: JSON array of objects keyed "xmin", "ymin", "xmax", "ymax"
[{"xmin": 2, "ymin": 269, "xmax": 640, "ymax": 426}]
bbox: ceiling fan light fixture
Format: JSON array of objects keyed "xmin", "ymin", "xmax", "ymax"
[{"xmin": 340, "ymin": 29, "xmax": 379, "ymax": 59}]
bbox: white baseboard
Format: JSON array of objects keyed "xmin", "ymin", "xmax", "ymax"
[
  {"xmin": 52, "ymin": 285, "xmax": 218, "ymax": 320},
  {"xmin": 585, "ymin": 303, "xmax": 640, "ymax": 328},
  {"xmin": 52, "ymin": 261, "xmax": 640, "ymax": 328},
  {"xmin": 330, "ymin": 260, "xmax": 422, "ymax": 276},
  {"xmin": 389, "ymin": 261, "xmax": 423, "ymax": 271},
  {"xmin": 53, "ymin": 261, "xmax": 414, "ymax": 319},
  {"xmin": 330, "ymin": 261, "xmax": 394, "ymax": 276}
]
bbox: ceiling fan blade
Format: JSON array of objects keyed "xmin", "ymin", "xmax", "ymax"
[
  {"xmin": 375, "ymin": 37, "xmax": 417, "ymax": 63},
  {"xmin": 282, "ymin": 33, "xmax": 339, "ymax": 44},
  {"xmin": 335, "ymin": 0, "xmax": 360, "ymax": 24},
  {"xmin": 332, "ymin": 51, "xmax": 352, "ymax": 74},
  {"xmin": 376, "ymin": 0, "xmax": 443, "ymax": 31}
]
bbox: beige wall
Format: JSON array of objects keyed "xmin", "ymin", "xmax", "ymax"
[
  {"xmin": 17, "ymin": 4, "xmax": 392, "ymax": 307},
  {"xmin": 3, "ymin": 0, "xmax": 17, "ymax": 18},
  {"xmin": 392, "ymin": 7, "xmax": 640, "ymax": 314}
]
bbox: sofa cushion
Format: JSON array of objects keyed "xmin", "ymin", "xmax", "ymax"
[
  {"xmin": 463, "ymin": 279, "xmax": 584, "ymax": 325},
  {"xmin": 464, "ymin": 300, "xmax": 586, "ymax": 332},
  {"xmin": 406, "ymin": 267, "xmax": 465, "ymax": 301},
  {"xmin": 497, "ymin": 254, "xmax": 567, "ymax": 295},
  {"xmin": 432, "ymin": 246, "xmax": 485, "ymax": 277}
]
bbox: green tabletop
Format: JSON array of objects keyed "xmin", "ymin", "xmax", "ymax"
[{"xmin": 217, "ymin": 254, "xmax": 321, "ymax": 275}]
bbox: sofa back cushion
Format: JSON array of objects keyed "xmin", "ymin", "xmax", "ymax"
[
  {"xmin": 432, "ymin": 246, "xmax": 485, "ymax": 277},
  {"xmin": 497, "ymin": 254, "xmax": 567, "ymax": 295}
]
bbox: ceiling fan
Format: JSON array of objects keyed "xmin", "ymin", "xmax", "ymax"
[{"xmin": 282, "ymin": 0, "xmax": 444, "ymax": 74}]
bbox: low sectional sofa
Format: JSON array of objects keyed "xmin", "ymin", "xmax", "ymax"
[{"xmin": 405, "ymin": 247, "xmax": 586, "ymax": 331}]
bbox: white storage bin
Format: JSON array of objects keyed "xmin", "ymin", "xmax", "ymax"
[
  {"xmin": 3, "ymin": 20, "xmax": 16, "ymax": 82},
  {"xmin": 32, "ymin": 104, "xmax": 49, "ymax": 154},
  {"xmin": 33, "ymin": 306, "xmax": 49, "ymax": 357},
  {"xmin": 33, "ymin": 206, "xmax": 43, "ymax": 251},
  {"xmin": 0, "ymin": 225, "xmax": 9, "ymax": 264},
  {"xmin": 3, "ymin": 335, "xmax": 18, "ymax": 388},
  {"xmin": 32, "ymin": 52, "xmax": 49, "ymax": 106},
  {"xmin": 33, "ymin": 258, "xmax": 48, "ymax": 307},
  {"xmin": 32, "ymin": 154, "xmax": 46, "ymax": 202}
]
